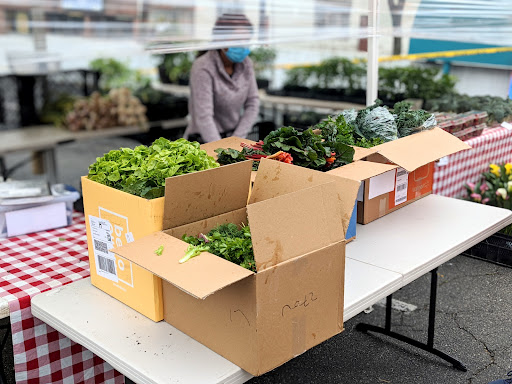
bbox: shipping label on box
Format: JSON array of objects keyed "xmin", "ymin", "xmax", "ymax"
[
  {"xmin": 387, "ymin": 163, "xmax": 434, "ymax": 210},
  {"xmin": 88, "ymin": 215, "xmax": 117, "ymax": 283},
  {"xmin": 98, "ymin": 208, "xmax": 135, "ymax": 288}
]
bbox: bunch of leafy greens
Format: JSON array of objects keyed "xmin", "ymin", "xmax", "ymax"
[
  {"xmin": 392, "ymin": 101, "xmax": 435, "ymax": 138},
  {"xmin": 181, "ymin": 223, "xmax": 256, "ymax": 272},
  {"xmin": 354, "ymin": 137, "xmax": 385, "ymax": 148},
  {"xmin": 262, "ymin": 126, "xmax": 354, "ymax": 171},
  {"xmin": 215, "ymin": 147, "xmax": 265, "ymax": 170},
  {"xmin": 357, "ymin": 105, "xmax": 398, "ymax": 142},
  {"xmin": 88, "ymin": 137, "xmax": 219, "ymax": 199},
  {"xmin": 313, "ymin": 113, "xmax": 384, "ymax": 149},
  {"xmin": 315, "ymin": 114, "xmax": 355, "ymax": 145}
]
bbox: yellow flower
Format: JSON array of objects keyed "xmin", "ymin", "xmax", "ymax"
[
  {"xmin": 490, "ymin": 164, "xmax": 501, "ymax": 177},
  {"xmin": 505, "ymin": 163, "xmax": 512, "ymax": 175}
]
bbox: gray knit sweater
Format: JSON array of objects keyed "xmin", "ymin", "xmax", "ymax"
[{"xmin": 184, "ymin": 50, "xmax": 260, "ymax": 142}]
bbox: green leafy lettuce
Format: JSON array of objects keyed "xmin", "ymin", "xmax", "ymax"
[
  {"xmin": 88, "ymin": 137, "xmax": 219, "ymax": 199},
  {"xmin": 181, "ymin": 223, "xmax": 255, "ymax": 272}
]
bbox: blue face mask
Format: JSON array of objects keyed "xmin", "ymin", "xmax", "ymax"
[{"xmin": 225, "ymin": 47, "xmax": 251, "ymax": 63}]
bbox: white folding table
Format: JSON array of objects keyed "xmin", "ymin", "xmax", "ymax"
[
  {"xmin": 31, "ymin": 260, "xmax": 400, "ymax": 384},
  {"xmin": 0, "ymin": 299, "xmax": 7, "ymax": 321},
  {"xmin": 30, "ymin": 195, "xmax": 512, "ymax": 384}
]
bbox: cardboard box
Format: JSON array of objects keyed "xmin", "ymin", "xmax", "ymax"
[
  {"xmin": 330, "ymin": 127, "xmax": 471, "ymax": 224},
  {"xmin": 112, "ymin": 160, "xmax": 360, "ymax": 376},
  {"xmin": 200, "ymin": 137, "xmax": 359, "ymax": 240},
  {"xmin": 82, "ymin": 176, "xmax": 165, "ymax": 321}
]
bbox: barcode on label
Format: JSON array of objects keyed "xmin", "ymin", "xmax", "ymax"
[
  {"xmin": 98, "ymin": 255, "xmax": 116, "ymax": 275},
  {"xmin": 94, "ymin": 239, "xmax": 108, "ymax": 254},
  {"xmin": 396, "ymin": 183, "xmax": 407, "ymax": 192},
  {"xmin": 396, "ymin": 196, "xmax": 407, "ymax": 204}
]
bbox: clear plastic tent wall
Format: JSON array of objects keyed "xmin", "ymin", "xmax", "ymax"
[
  {"xmin": 0, "ymin": 0, "xmax": 511, "ymax": 67},
  {"xmin": 398, "ymin": 0, "xmax": 512, "ymax": 45}
]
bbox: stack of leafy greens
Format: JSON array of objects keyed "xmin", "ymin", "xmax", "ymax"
[
  {"xmin": 392, "ymin": 101, "xmax": 436, "ymax": 138},
  {"xmin": 313, "ymin": 113, "xmax": 384, "ymax": 149},
  {"xmin": 216, "ymin": 126, "xmax": 355, "ymax": 172},
  {"xmin": 88, "ymin": 138, "xmax": 219, "ymax": 199},
  {"xmin": 262, "ymin": 127, "xmax": 354, "ymax": 170},
  {"xmin": 355, "ymin": 102, "xmax": 398, "ymax": 142},
  {"xmin": 332, "ymin": 100, "xmax": 435, "ymax": 145},
  {"xmin": 215, "ymin": 99, "xmax": 435, "ymax": 171},
  {"xmin": 181, "ymin": 223, "xmax": 256, "ymax": 272},
  {"xmin": 215, "ymin": 146, "xmax": 269, "ymax": 171}
]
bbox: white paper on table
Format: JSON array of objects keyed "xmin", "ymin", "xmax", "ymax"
[
  {"xmin": 368, "ymin": 170, "xmax": 396, "ymax": 200},
  {"xmin": 437, "ymin": 156, "xmax": 449, "ymax": 166},
  {"xmin": 501, "ymin": 122, "xmax": 512, "ymax": 130},
  {"xmin": 6, "ymin": 202, "xmax": 67, "ymax": 237}
]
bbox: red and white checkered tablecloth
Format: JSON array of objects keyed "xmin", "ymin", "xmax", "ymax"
[
  {"xmin": 434, "ymin": 126, "xmax": 512, "ymax": 198},
  {"xmin": 0, "ymin": 212, "xmax": 124, "ymax": 384}
]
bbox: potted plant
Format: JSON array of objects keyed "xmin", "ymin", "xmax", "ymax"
[
  {"xmin": 157, "ymin": 52, "xmax": 195, "ymax": 85},
  {"xmin": 249, "ymin": 47, "xmax": 277, "ymax": 90},
  {"xmin": 89, "ymin": 58, "xmax": 134, "ymax": 93},
  {"xmin": 463, "ymin": 163, "xmax": 512, "ymax": 267}
]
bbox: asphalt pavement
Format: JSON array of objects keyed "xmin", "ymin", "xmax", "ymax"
[{"xmin": 2, "ymin": 137, "xmax": 511, "ymax": 384}]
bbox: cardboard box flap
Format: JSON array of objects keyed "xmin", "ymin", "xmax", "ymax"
[
  {"xmin": 352, "ymin": 146, "xmax": 378, "ymax": 161},
  {"xmin": 200, "ymin": 136, "xmax": 257, "ymax": 159},
  {"xmin": 112, "ymin": 231, "xmax": 253, "ymax": 300},
  {"xmin": 250, "ymin": 159, "xmax": 360, "ymax": 237},
  {"xmin": 163, "ymin": 161, "xmax": 252, "ymax": 229},
  {"xmin": 327, "ymin": 161, "xmax": 398, "ymax": 181},
  {"xmin": 247, "ymin": 182, "xmax": 344, "ymax": 271},
  {"xmin": 371, "ymin": 127, "xmax": 471, "ymax": 172}
]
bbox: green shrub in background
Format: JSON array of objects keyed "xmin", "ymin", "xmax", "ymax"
[
  {"xmin": 284, "ymin": 65, "xmax": 317, "ymax": 88},
  {"xmin": 378, "ymin": 66, "xmax": 457, "ymax": 102},
  {"xmin": 157, "ymin": 48, "xmax": 277, "ymax": 84},
  {"xmin": 425, "ymin": 94, "xmax": 512, "ymax": 123},
  {"xmin": 90, "ymin": 58, "xmax": 135, "ymax": 92},
  {"xmin": 283, "ymin": 58, "xmax": 456, "ymax": 102},
  {"xmin": 160, "ymin": 52, "xmax": 195, "ymax": 83},
  {"xmin": 249, "ymin": 47, "xmax": 277, "ymax": 80},
  {"xmin": 284, "ymin": 57, "xmax": 366, "ymax": 94}
]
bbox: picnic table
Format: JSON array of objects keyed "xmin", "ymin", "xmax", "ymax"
[
  {"xmin": 0, "ymin": 213, "xmax": 123, "ymax": 384},
  {"xmin": 0, "ymin": 194, "xmax": 504, "ymax": 384},
  {"xmin": 0, "ymin": 119, "xmax": 187, "ymax": 184},
  {"xmin": 434, "ymin": 125, "xmax": 512, "ymax": 198}
]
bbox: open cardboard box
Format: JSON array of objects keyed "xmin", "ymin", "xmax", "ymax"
[
  {"xmin": 200, "ymin": 137, "xmax": 361, "ymax": 240},
  {"xmin": 329, "ymin": 127, "xmax": 471, "ymax": 224},
  {"xmin": 112, "ymin": 159, "xmax": 360, "ymax": 376}
]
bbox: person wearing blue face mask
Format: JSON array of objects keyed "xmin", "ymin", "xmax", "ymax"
[
  {"xmin": 225, "ymin": 47, "xmax": 252, "ymax": 63},
  {"xmin": 184, "ymin": 14, "xmax": 260, "ymax": 143}
]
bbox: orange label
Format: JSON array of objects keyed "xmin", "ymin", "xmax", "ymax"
[{"xmin": 388, "ymin": 162, "xmax": 434, "ymax": 209}]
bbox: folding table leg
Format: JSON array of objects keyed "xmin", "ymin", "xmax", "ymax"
[
  {"xmin": 355, "ymin": 268, "xmax": 467, "ymax": 372},
  {"xmin": 0, "ymin": 157, "xmax": 6, "ymax": 181},
  {"xmin": 0, "ymin": 321, "xmax": 11, "ymax": 384},
  {"xmin": 42, "ymin": 148, "xmax": 58, "ymax": 185}
]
